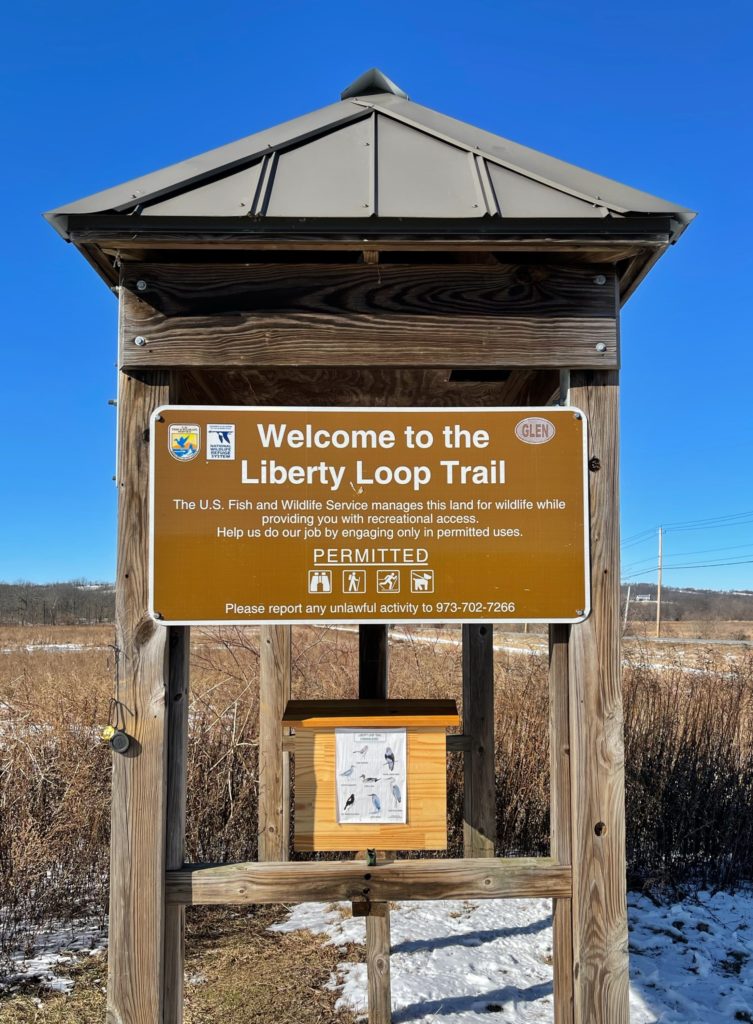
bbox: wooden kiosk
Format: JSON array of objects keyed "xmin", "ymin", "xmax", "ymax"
[{"xmin": 46, "ymin": 68, "xmax": 694, "ymax": 1024}]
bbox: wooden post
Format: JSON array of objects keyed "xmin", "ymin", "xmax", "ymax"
[
  {"xmin": 358, "ymin": 625, "xmax": 391, "ymax": 1024},
  {"xmin": 366, "ymin": 903, "xmax": 392, "ymax": 1024},
  {"xmin": 164, "ymin": 625, "xmax": 190, "ymax": 1024},
  {"xmin": 549, "ymin": 624, "xmax": 574, "ymax": 1024},
  {"xmin": 359, "ymin": 625, "xmax": 389, "ymax": 697},
  {"xmin": 258, "ymin": 625, "xmax": 292, "ymax": 861},
  {"xmin": 462, "ymin": 624, "xmax": 495, "ymax": 857},
  {"xmin": 568, "ymin": 370, "xmax": 629, "ymax": 1024},
  {"xmin": 108, "ymin": 368, "xmax": 171, "ymax": 1024}
]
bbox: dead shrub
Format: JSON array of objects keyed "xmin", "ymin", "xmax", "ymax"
[{"xmin": 2, "ymin": 624, "xmax": 753, "ymax": 970}]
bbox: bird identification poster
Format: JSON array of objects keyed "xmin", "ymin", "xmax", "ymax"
[{"xmin": 335, "ymin": 728, "xmax": 407, "ymax": 824}]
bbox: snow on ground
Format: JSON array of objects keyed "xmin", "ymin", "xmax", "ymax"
[
  {"xmin": 0, "ymin": 643, "xmax": 107, "ymax": 654},
  {"xmin": 0, "ymin": 920, "xmax": 106, "ymax": 996},
  {"xmin": 271, "ymin": 890, "xmax": 753, "ymax": 1023}
]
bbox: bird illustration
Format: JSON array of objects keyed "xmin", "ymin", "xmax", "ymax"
[
  {"xmin": 354, "ymin": 745, "xmax": 369, "ymax": 757},
  {"xmin": 340, "ymin": 766, "xmax": 355, "ymax": 778},
  {"xmin": 343, "ymin": 793, "xmax": 355, "ymax": 811},
  {"xmin": 370, "ymin": 793, "xmax": 382, "ymax": 813},
  {"xmin": 176, "ymin": 436, "xmax": 189, "ymax": 447},
  {"xmin": 391, "ymin": 784, "xmax": 402, "ymax": 805},
  {"xmin": 384, "ymin": 747, "xmax": 395, "ymax": 771},
  {"xmin": 360, "ymin": 775, "xmax": 379, "ymax": 783}
]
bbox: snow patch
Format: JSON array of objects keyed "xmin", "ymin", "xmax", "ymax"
[{"xmin": 271, "ymin": 890, "xmax": 753, "ymax": 1023}]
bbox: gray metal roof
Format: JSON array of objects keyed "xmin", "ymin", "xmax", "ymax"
[{"xmin": 45, "ymin": 69, "xmax": 695, "ymax": 239}]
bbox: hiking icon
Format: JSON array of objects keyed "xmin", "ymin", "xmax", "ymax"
[{"xmin": 342, "ymin": 569, "xmax": 366, "ymax": 593}]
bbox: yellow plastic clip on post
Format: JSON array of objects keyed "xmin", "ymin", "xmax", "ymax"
[{"xmin": 101, "ymin": 724, "xmax": 116, "ymax": 742}]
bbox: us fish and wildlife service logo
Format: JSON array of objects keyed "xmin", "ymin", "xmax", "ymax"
[{"xmin": 169, "ymin": 424, "xmax": 200, "ymax": 462}]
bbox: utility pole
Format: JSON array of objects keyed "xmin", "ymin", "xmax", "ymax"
[
  {"xmin": 655, "ymin": 527, "xmax": 663, "ymax": 638},
  {"xmin": 623, "ymin": 584, "xmax": 631, "ymax": 633}
]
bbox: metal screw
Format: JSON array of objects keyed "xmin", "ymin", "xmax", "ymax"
[
  {"xmin": 135, "ymin": 280, "xmax": 147, "ymax": 292},
  {"xmin": 133, "ymin": 336, "xmax": 146, "ymax": 347},
  {"xmin": 154, "ymin": 611, "xmax": 164, "ymax": 620},
  {"xmin": 576, "ymin": 609, "xmax": 585, "ymax": 616},
  {"xmin": 574, "ymin": 412, "xmax": 582, "ymax": 420},
  {"xmin": 594, "ymin": 274, "xmax": 607, "ymax": 285},
  {"xmin": 595, "ymin": 342, "xmax": 607, "ymax": 353},
  {"xmin": 588, "ymin": 457, "xmax": 601, "ymax": 472}
]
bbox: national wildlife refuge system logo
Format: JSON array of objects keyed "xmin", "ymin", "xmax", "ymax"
[{"xmin": 169, "ymin": 424, "xmax": 201, "ymax": 461}]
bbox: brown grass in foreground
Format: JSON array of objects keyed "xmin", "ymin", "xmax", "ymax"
[
  {"xmin": 1, "ymin": 624, "xmax": 752, "ymax": 972},
  {"xmin": 0, "ymin": 906, "xmax": 360, "ymax": 1024}
]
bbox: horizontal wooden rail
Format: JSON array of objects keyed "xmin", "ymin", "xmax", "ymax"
[
  {"xmin": 166, "ymin": 857, "xmax": 571, "ymax": 906},
  {"xmin": 119, "ymin": 262, "xmax": 618, "ymax": 370},
  {"xmin": 282, "ymin": 732, "xmax": 472, "ymax": 753}
]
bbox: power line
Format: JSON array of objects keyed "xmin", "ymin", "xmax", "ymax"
[
  {"xmin": 622, "ymin": 557, "xmax": 753, "ymax": 581},
  {"xmin": 622, "ymin": 541, "xmax": 753, "ymax": 572}
]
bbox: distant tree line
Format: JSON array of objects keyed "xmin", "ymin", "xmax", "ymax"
[
  {"xmin": 622, "ymin": 583, "xmax": 753, "ymax": 622},
  {"xmin": 0, "ymin": 581, "xmax": 115, "ymax": 625}
]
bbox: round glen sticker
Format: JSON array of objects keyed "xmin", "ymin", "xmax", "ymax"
[{"xmin": 515, "ymin": 417, "xmax": 556, "ymax": 445}]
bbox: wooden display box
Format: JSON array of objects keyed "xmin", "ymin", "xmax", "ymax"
[{"xmin": 283, "ymin": 699, "xmax": 460, "ymax": 852}]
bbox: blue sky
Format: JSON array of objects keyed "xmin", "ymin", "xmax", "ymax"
[{"xmin": 1, "ymin": 0, "xmax": 751, "ymax": 590}]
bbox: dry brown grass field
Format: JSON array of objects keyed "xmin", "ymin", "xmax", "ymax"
[{"xmin": 1, "ymin": 622, "xmax": 752, "ymax": 1018}]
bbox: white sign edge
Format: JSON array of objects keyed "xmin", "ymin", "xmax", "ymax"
[{"xmin": 147, "ymin": 404, "xmax": 592, "ymax": 626}]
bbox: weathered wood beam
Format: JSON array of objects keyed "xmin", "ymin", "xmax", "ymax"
[
  {"xmin": 166, "ymin": 857, "xmax": 571, "ymax": 905},
  {"xmin": 568, "ymin": 370, "xmax": 629, "ymax": 1024},
  {"xmin": 550, "ymin": 624, "xmax": 574, "ymax": 1024},
  {"xmin": 122, "ymin": 263, "xmax": 615, "ymax": 318},
  {"xmin": 108, "ymin": 369, "xmax": 171, "ymax": 1024},
  {"xmin": 258, "ymin": 625, "xmax": 291, "ymax": 862},
  {"xmin": 462, "ymin": 624, "xmax": 496, "ymax": 857},
  {"xmin": 118, "ymin": 264, "xmax": 618, "ymax": 370},
  {"xmin": 367, "ymin": 910, "xmax": 392, "ymax": 1024},
  {"xmin": 163, "ymin": 625, "xmax": 189, "ymax": 1024}
]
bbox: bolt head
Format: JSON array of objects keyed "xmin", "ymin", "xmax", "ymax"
[
  {"xmin": 594, "ymin": 274, "xmax": 607, "ymax": 285},
  {"xmin": 135, "ymin": 279, "xmax": 147, "ymax": 292},
  {"xmin": 133, "ymin": 336, "xmax": 147, "ymax": 347},
  {"xmin": 595, "ymin": 342, "xmax": 607, "ymax": 353},
  {"xmin": 576, "ymin": 609, "xmax": 585, "ymax": 616}
]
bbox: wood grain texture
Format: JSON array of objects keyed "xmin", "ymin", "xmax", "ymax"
[
  {"xmin": 123, "ymin": 263, "xmax": 615, "ymax": 319},
  {"xmin": 282, "ymin": 699, "xmax": 459, "ymax": 729},
  {"xmin": 165, "ymin": 857, "xmax": 572, "ymax": 905},
  {"xmin": 178, "ymin": 366, "xmax": 560, "ymax": 410},
  {"xmin": 164, "ymin": 625, "xmax": 189, "ymax": 1024},
  {"xmin": 550, "ymin": 624, "xmax": 574, "ymax": 1024},
  {"xmin": 258, "ymin": 625, "xmax": 291, "ymax": 862},
  {"xmin": 108, "ymin": 369, "xmax": 170, "ymax": 1024},
  {"xmin": 366, "ymin": 911, "xmax": 392, "ymax": 1024},
  {"xmin": 79, "ymin": 225, "xmax": 667, "ymax": 257},
  {"xmin": 120, "ymin": 303, "xmax": 617, "ymax": 371},
  {"xmin": 568, "ymin": 371, "xmax": 629, "ymax": 1024},
  {"xmin": 462, "ymin": 624, "xmax": 495, "ymax": 857},
  {"xmin": 293, "ymin": 729, "xmax": 448, "ymax": 852}
]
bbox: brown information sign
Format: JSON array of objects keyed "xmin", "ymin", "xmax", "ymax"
[{"xmin": 150, "ymin": 407, "xmax": 589, "ymax": 624}]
